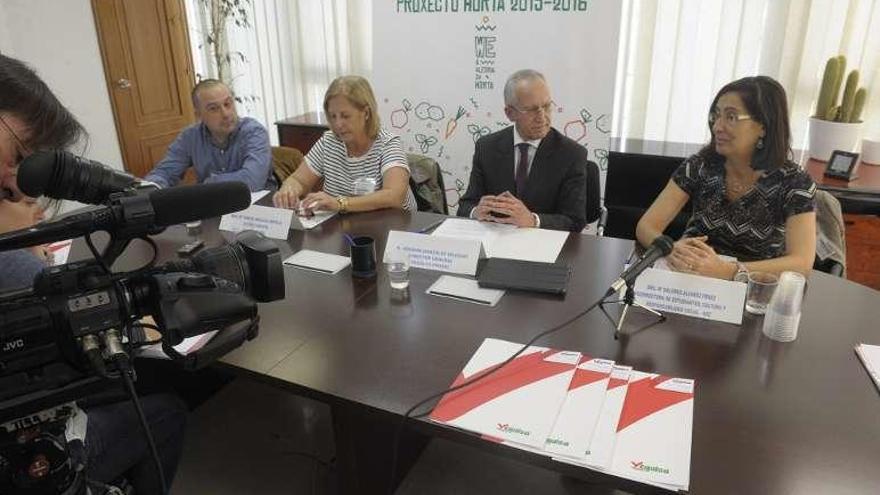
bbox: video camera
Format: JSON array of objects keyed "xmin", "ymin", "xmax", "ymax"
[{"xmin": 0, "ymin": 151, "xmax": 285, "ymax": 494}]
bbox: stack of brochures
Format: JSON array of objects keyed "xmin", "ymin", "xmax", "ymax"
[{"xmin": 429, "ymin": 338, "xmax": 693, "ymax": 492}]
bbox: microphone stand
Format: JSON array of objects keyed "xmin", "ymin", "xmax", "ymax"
[{"xmin": 600, "ymin": 279, "xmax": 665, "ymax": 340}]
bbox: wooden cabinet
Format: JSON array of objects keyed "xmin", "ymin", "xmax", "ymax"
[{"xmin": 275, "ymin": 112, "xmax": 329, "ymax": 154}]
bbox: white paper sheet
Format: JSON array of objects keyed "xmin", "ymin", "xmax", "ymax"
[
  {"xmin": 47, "ymin": 239, "xmax": 73, "ymax": 266},
  {"xmin": 250, "ymin": 190, "xmax": 271, "ymax": 204},
  {"xmin": 283, "ymin": 249, "xmax": 350, "ymax": 274},
  {"xmin": 292, "ymin": 210, "xmax": 337, "ymax": 230},
  {"xmin": 431, "ymin": 218, "xmax": 568, "ymax": 263},
  {"xmin": 139, "ymin": 330, "xmax": 219, "ymax": 360},
  {"xmin": 856, "ymin": 343, "xmax": 880, "ymax": 391},
  {"xmin": 426, "ymin": 275, "xmax": 505, "ymax": 306}
]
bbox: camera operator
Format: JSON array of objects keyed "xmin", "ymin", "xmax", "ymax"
[{"xmin": 1, "ymin": 54, "xmax": 186, "ymax": 493}]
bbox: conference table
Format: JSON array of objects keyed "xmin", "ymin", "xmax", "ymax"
[{"xmin": 83, "ymin": 208, "xmax": 880, "ymax": 494}]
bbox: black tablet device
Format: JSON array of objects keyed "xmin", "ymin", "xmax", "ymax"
[{"xmin": 824, "ymin": 150, "xmax": 859, "ymax": 181}]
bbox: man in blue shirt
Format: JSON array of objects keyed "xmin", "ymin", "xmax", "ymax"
[{"xmin": 145, "ymin": 79, "xmax": 276, "ymax": 191}]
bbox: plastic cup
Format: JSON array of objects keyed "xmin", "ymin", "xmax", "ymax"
[{"xmin": 762, "ymin": 271, "xmax": 806, "ymax": 342}]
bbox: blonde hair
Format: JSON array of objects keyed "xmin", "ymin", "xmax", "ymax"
[{"xmin": 323, "ymin": 76, "xmax": 380, "ymax": 139}]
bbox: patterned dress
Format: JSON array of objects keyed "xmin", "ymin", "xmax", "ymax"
[{"xmin": 673, "ymin": 154, "xmax": 816, "ymax": 261}]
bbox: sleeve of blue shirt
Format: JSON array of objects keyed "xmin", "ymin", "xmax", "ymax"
[
  {"xmin": 144, "ymin": 130, "xmax": 192, "ymax": 188},
  {"xmin": 203, "ymin": 123, "xmax": 272, "ymax": 192},
  {"xmin": 0, "ymin": 250, "xmax": 47, "ymax": 292}
]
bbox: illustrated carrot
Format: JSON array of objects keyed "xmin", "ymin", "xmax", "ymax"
[{"xmin": 445, "ymin": 119, "xmax": 458, "ymax": 139}]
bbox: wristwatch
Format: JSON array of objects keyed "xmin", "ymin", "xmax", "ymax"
[
  {"xmin": 732, "ymin": 261, "xmax": 749, "ymax": 283},
  {"xmin": 336, "ymin": 196, "xmax": 349, "ymax": 214}
]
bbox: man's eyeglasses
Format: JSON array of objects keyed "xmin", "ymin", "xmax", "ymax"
[
  {"xmin": 708, "ymin": 110, "xmax": 753, "ymax": 128},
  {"xmin": 0, "ymin": 113, "xmax": 32, "ymax": 164},
  {"xmin": 511, "ymin": 101, "xmax": 555, "ymax": 116}
]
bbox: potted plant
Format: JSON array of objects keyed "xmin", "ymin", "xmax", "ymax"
[{"xmin": 809, "ymin": 55, "xmax": 869, "ymax": 161}]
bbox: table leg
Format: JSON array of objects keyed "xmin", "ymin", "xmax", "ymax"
[{"xmin": 332, "ymin": 403, "xmax": 429, "ymax": 494}]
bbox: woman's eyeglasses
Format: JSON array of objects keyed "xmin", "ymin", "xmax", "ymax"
[
  {"xmin": 708, "ymin": 110, "xmax": 753, "ymax": 128},
  {"xmin": 0, "ymin": 114, "xmax": 32, "ymax": 164}
]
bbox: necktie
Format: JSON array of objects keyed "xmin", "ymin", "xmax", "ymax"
[{"xmin": 515, "ymin": 142, "xmax": 530, "ymax": 197}]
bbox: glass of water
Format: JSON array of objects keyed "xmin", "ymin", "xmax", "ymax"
[
  {"xmin": 387, "ymin": 248, "xmax": 410, "ymax": 290},
  {"xmin": 745, "ymin": 271, "xmax": 778, "ymax": 315}
]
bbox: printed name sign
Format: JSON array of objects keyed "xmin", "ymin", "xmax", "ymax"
[
  {"xmin": 219, "ymin": 205, "xmax": 292, "ymax": 240},
  {"xmin": 633, "ymin": 268, "xmax": 747, "ymax": 324},
  {"xmin": 384, "ymin": 230, "xmax": 483, "ymax": 276}
]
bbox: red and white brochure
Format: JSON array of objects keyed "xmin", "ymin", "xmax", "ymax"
[
  {"xmin": 580, "ymin": 366, "xmax": 637, "ymax": 469},
  {"xmin": 429, "ymin": 338, "xmax": 581, "ymax": 449},
  {"xmin": 608, "ymin": 375, "xmax": 694, "ymax": 491},
  {"xmin": 542, "ymin": 356, "xmax": 615, "ymax": 459}
]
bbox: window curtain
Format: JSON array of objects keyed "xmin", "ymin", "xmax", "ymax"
[
  {"xmin": 184, "ymin": 0, "xmax": 372, "ymax": 145},
  {"xmin": 613, "ymin": 0, "xmax": 880, "ymax": 150}
]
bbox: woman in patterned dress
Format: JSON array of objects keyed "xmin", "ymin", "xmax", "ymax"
[{"xmin": 636, "ymin": 76, "xmax": 816, "ymax": 280}]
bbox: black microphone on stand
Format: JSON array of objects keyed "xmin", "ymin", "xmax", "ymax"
[{"xmin": 606, "ymin": 235, "xmax": 674, "ymax": 297}]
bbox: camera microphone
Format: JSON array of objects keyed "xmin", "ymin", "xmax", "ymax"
[
  {"xmin": 18, "ymin": 150, "xmax": 142, "ymax": 204},
  {"xmin": 607, "ymin": 235, "xmax": 674, "ymax": 297},
  {"xmin": 0, "ymin": 182, "xmax": 251, "ymax": 251}
]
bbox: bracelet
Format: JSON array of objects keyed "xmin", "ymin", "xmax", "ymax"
[
  {"xmin": 732, "ymin": 261, "xmax": 749, "ymax": 283},
  {"xmin": 337, "ymin": 196, "xmax": 349, "ymax": 213}
]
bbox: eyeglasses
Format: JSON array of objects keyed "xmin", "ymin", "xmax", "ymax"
[
  {"xmin": 708, "ymin": 110, "xmax": 753, "ymax": 128},
  {"xmin": 511, "ymin": 101, "xmax": 555, "ymax": 116},
  {"xmin": 0, "ymin": 114, "xmax": 32, "ymax": 164}
]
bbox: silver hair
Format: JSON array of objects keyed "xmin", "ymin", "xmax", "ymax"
[{"xmin": 503, "ymin": 69, "xmax": 547, "ymax": 107}]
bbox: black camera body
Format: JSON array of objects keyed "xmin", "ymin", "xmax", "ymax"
[
  {"xmin": 1, "ymin": 152, "xmax": 285, "ymax": 494},
  {"xmin": 1, "ymin": 230, "xmax": 284, "ymax": 414}
]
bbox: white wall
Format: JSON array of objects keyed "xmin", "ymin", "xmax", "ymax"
[
  {"xmin": 0, "ymin": 3, "xmax": 12, "ymax": 53},
  {"xmin": 0, "ymin": 0, "xmax": 125, "ymax": 171}
]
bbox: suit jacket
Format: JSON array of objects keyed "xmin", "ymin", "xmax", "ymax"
[{"xmin": 457, "ymin": 126, "xmax": 599, "ymax": 231}]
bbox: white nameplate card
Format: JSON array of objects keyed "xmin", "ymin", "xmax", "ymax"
[
  {"xmin": 219, "ymin": 204, "xmax": 292, "ymax": 240},
  {"xmin": 384, "ymin": 230, "xmax": 483, "ymax": 276},
  {"xmin": 633, "ymin": 268, "xmax": 747, "ymax": 324}
]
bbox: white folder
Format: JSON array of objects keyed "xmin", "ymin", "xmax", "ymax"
[
  {"xmin": 580, "ymin": 366, "xmax": 637, "ymax": 469},
  {"xmin": 608, "ymin": 375, "xmax": 694, "ymax": 490},
  {"xmin": 430, "ymin": 338, "xmax": 580, "ymax": 449},
  {"xmin": 542, "ymin": 357, "xmax": 615, "ymax": 459}
]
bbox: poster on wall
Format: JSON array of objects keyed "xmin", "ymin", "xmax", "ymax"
[{"xmin": 374, "ymin": 0, "xmax": 622, "ymax": 212}]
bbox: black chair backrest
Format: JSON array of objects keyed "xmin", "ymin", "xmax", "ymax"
[
  {"xmin": 604, "ymin": 152, "xmax": 691, "ymax": 240},
  {"xmin": 584, "ymin": 160, "xmax": 602, "ymax": 224}
]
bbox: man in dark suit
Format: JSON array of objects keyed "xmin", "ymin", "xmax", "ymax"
[{"xmin": 457, "ymin": 69, "xmax": 600, "ymax": 232}]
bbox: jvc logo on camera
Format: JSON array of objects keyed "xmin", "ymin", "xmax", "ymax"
[{"xmin": 1, "ymin": 338, "xmax": 25, "ymax": 353}]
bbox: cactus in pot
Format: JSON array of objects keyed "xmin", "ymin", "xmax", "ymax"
[{"xmin": 814, "ymin": 55, "xmax": 870, "ymax": 123}]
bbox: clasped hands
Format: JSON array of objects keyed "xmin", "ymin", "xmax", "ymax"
[
  {"xmin": 666, "ymin": 236, "xmax": 734, "ymax": 279},
  {"xmin": 473, "ymin": 191, "xmax": 536, "ymax": 228}
]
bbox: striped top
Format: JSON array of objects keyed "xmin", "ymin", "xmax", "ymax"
[{"xmin": 305, "ymin": 128, "xmax": 417, "ymax": 211}]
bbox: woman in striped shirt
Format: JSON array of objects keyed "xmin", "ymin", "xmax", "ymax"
[{"xmin": 273, "ymin": 75, "xmax": 417, "ymax": 213}]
